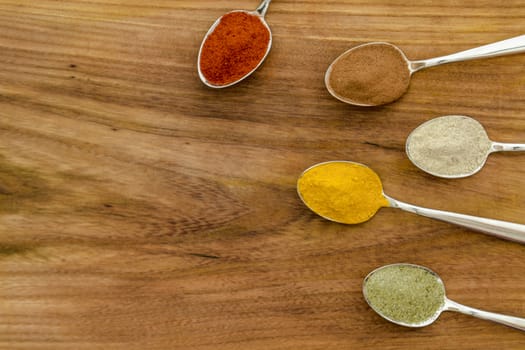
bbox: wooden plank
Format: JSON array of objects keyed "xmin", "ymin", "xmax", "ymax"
[{"xmin": 0, "ymin": 1, "xmax": 524, "ymax": 349}]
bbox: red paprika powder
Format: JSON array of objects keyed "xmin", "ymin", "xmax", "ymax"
[{"xmin": 199, "ymin": 11, "xmax": 271, "ymax": 86}]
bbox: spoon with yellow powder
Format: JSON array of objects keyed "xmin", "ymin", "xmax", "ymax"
[
  {"xmin": 363, "ymin": 263, "xmax": 525, "ymax": 331},
  {"xmin": 296, "ymin": 161, "xmax": 525, "ymax": 243}
]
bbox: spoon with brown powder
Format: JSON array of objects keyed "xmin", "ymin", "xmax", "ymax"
[{"xmin": 325, "ymin": 35, "xmax": 525, "ymax": 106}]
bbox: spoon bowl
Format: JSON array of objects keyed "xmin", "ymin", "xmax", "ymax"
[
  {"xmin": 296, "ymin": 160, "xmax": 388, "ymax": 224},
  {"xmin": 297, "ymin": 161, "xmax": 525, "ymax": 243},
  {"xmin": 198, "ymin": 0, "xmax": 272, "ymax": 88},
  {"xmin": 325, "ymin": 35, "xmax": 525, "ymax": 106},
  {"xmin": 363, "ymin": 263, "xmax": 525, "ymax": 331},
  {"xmin": 363, "ymin": 263, "xmax": 445, "ymax": 328},
  {"xmin": 325, "ymin": 42, "xmax": 411, "ymax": 106},
  {"xmin": 406, "ymin": 115, "xmax": 525, "ymax": 178}
]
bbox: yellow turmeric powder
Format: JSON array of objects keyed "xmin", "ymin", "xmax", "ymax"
[{"xmin": 297, "ymin": 161, "xmax": 389, "ymax": 224}]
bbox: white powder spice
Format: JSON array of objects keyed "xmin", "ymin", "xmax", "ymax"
[{"xmin": 406, "ymin": 115, "xmax": 493, "ymax": 177}]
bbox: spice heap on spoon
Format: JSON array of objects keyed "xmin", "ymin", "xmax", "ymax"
[
  {"xmin": 363, "ymin": 263, "xmax": 525, "ymax": 331},
  {"xmin": 325, "ymin": 35, "xmax": 525, "ymax": 106},
  {"xmin": 296, "ymin": 161, "xmax": 525, "ymax": 243},
  {"xmin": 406, "ymin": 115, "xmax": 525, "ymax": 178},
  {"xmin": 198, "ymin": 0, "xmax": 273, "ymax": 88}
]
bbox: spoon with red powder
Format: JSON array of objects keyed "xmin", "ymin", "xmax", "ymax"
[
  {"xmin": 198, "ymin": 0, "xmax": 272, "ymax": 88},
  {"xmin": 325, "ymin": 35, "xmax": 525, "ymax": 106}
]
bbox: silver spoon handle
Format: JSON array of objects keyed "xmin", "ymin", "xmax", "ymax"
[
  {"xmin": 386, "ymin": 196, "xmax": 525, "ymax": 244},
  {"xmin": 445, "ymin": 298, "xmax": 525, "ymax": 331},
  {"xmin": 256, "ymin": 0, "xmax": 272, "ymax": 16},
  {"xmin": 491, "ymin": 141, "xmax": 525, "ymax": 152},
  {"xmin": 410, "ymin": 34, "xmax": 525, "ymax": 72}
]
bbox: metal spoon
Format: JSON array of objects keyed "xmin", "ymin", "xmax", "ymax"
[
  {"xmin": 197, "ymin": 0, "xmax": 272, "ymax": 88},
  {"xmin": 296, "ymin": 161, "xmax": 525, "ymax": 243},
  {"xmin": 325, "ymin": 35, "xmax": 525, "ymax": 106},
  {"xmin": 406, "ymin": 115, "xmax": 525, "ymax": 178},
  {"xmin": 363, "ymin": 263, "xmax": 525, "ymax": 331}
]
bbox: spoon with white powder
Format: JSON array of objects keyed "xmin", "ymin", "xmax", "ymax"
[{"xmin": 406, "ymin": 115, "xmax": 525, "ymax": 178}]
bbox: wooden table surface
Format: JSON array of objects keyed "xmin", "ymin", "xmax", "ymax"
[{"xmin": 1, "ymin": 1, "xmax": 524, "ymax": 349}]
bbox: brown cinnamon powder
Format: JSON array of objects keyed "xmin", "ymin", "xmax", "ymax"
[{"xmin": 327, "ymin": 43, "xmax": 411, "ymax": 106}]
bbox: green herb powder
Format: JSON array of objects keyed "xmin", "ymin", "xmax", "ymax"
[{"xmin": 364, "ymin": 264, "xmax": 445, "ymax": 325}]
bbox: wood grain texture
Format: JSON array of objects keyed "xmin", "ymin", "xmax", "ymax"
[{"xmin": 0, "ymin": 1, "xmax": 524, "ymax": 349}]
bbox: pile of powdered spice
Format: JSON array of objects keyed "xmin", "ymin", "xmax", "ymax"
[
  {"xmin": 406, "ymin": 115, "xmax": 493, "ymax": 177},
  {"xmin": 327, "ymin": 43, "xmax": 411, "ymax": 106},
  {"xmin": 199, "ymin": 11, "xmax": 271, "ymax": 86},
  {"xmin": 364, "ymin": 264, "xmax": 445, "ymax": 325},
  {"xmin": 297, "ymin": 161, "xmax": 389, "ymax": 224}
]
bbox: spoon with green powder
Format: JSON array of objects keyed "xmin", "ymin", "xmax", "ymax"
[
  {"xmin": 197, "ymin": 0, "xmax": 272, "ymax": 88},
  {"xmin": 363, "ymin": 263, "xmax": 525, "ymax": 331},
  {"xmin": 406, "ymin": 115, "xmax": 525, "ymax": 178},
  {"xmin": 325, "ymin": 35, "xmax": 525, "ymax": 106},
  {"xmin": 296, "ymin": 161, "xmax": 525, "ymax": 243}
]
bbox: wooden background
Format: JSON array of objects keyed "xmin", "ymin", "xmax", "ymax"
[{"xmin": 0, "ymin": 1, "xmax": 524, "ymax": 349}]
